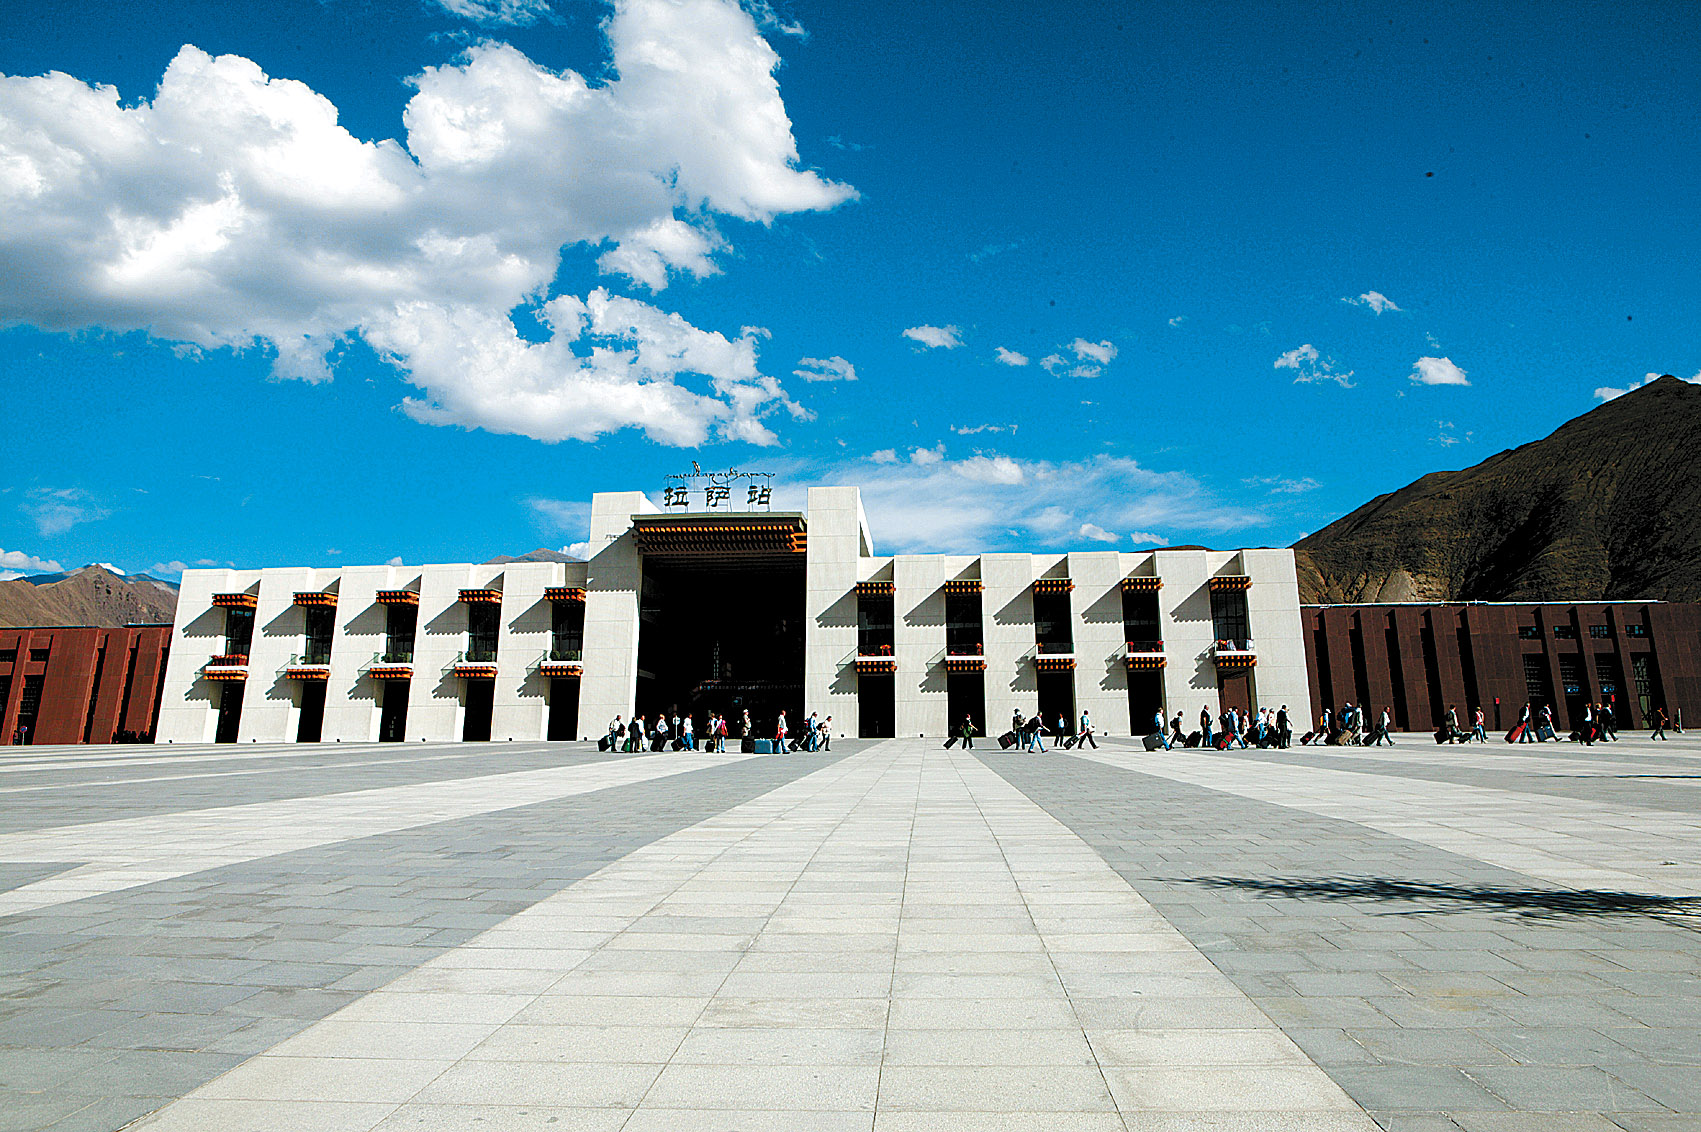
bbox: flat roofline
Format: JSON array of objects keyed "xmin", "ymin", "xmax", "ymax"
[
  {"xmin": 1304, "ymin": 600, "xmax": 1670, "ymax": 609},
  {"xmin": 632, "ymin": 511, "xmax": 806, "ymax": 522}
]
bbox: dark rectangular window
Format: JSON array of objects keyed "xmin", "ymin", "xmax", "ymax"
[
  {"xmin": 1588, "ymin": 625, "xmax": 1610, "ymax": 639},
  {"xmin": 1517, "ymin": 626, "xmax": 1540, "ymax": 640},
  {"xmin": 1210, "ymin": 590, "xmax": 1250, "ymax": 647},
  {"xmin": 0, "ymin": 649, "xmax": 15, "ymax": 663},
  {"xmin": 28, "ymin": 648, "xmax": 49, "ymax": 663},
  {"xmin": 1522, "ymin": 655, "xmax": 1551, "ymax": 705},
  {"xmin": 551, "ymin": 602, "xmax": 584, "ymax": 660},
  {"xmin": 945, "ymin": 591, "xmax": 983, "ymax": 655},
  {"xmin": 1595, "ymin": 655, "xmax": 1623, "ymax": 701},
  {"xmin": 1033, "ymin": 590, "xmax": 1073, "ymax": 652},
  {"xmin": 16, "ymin": 674, "xmax": 44, "ymax": 743},
  {"xmin": 467, "ymin": 603, "xmax": 499, "ymax": 663},
  {"xmin": 303, "ymin": 606, "xmax": 335, "ymax": 664},
  {"xmin": 1553, "ymin": 625, "xmax": 1577, "ymax": 640},
  {"xmin": 224, "ymin": 608, "xmax": 254, "ymax": 657},
  {"xmin": 1632, "ymin": 654, "xmax": 1655, "ymax": 718},
  {"xmin": 1558, "ymin": 655, "xmax": 1584, "ymax": 698},
  {"xmin": 1626, "ymin": 624, "xmax": 1648, "ymax": 638},
  {"xmin": 1121, "ymin": 591, "xmax": 1161, "ymax": 650},
  {"xmin": 857, "ymin": 593, "xmax": 894, "ymax": 656},
  {"xmin": 385, "ymin": 604, "xmax": 417, "ymax": 663}
]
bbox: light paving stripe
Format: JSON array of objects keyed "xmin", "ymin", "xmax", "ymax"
[
  {"xmin": 1071, "ymin": 745, "xmax": 1701, "ymax": 896},
  {"xmin": 126, "ymin": 742, "xmax": 1378, "ymax": 1132},
  {"xmin": 0, "ymin": 751, "xmax": 756, "ymax": 917}
]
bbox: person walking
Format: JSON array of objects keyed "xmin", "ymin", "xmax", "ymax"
[
  {"xmin": 1601, "ymin": 701, "xmax": 1618, "ymax": 741},
  {"xmin": 1026, "ymin": 712, "xmax": 1047, "ymax": 753},
  {"xmin": 741, "ymin": 709, "xmax": 752, "ymax": 740},
  {"xmin": 1518, "ymin": 702, "xmax": 1535, "ymax": 743},
  {"xmin": 627, "ymin": 715, "xmax": 644, "ymax": 753},
  {"xmin": 1276, "ymin": 705, "xmax": 1290, "ymax": 749},
  {"xmin": 1472, "ymin": 707, "xmax": 1487, "ymax": 743},
  {"xmin": 1651, "ymin": 706, "xmax": 1669, "ymax": 740},
  {"xmin": 1153, "ymin": 709, "xmax": 1171, "ymax": 750},
  {"xmin": 1369, "ymin": 707, "xmax": 1392, "ymax": 746},
  {"xmin": 820, "ymin": 717, "xmax": 833, "ymax": 750},
  {"xmin": 1077, "ymin": 708, "xmax": 1098, "ymax": 749},
  {"xmin": 774, "ymin": 710, "xmax": 788, "ymax": 753},
  {"xmin": 1199, "ymin": 706, "xmax": 1214, "ymax": 749},
  {"xmin": 1012, "ymin": 708, "xmax": 1025, "ymax": 739},
  {"xmin": 608, "ymin": 715, "xmax": 623, "ymax": 750},
  {"xmin": 1170, "ymin": 712, "xmax": 1186, "ymax": 748},
  {"xmin": 960, "ymin": 714, "xmax": 977, "ymax": 749}
]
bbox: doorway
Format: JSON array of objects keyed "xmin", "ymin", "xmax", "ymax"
[
  {"xmin": 462, "ymin": 679, "xmax": 494, "ymax": 742},
  {"xmin": 297, "ymin": 682, "xmax": 325, "ymax": 743},
  {"xmin": 548, "ymin": 677, "xmax": 580, "ymax": 741},
  {"xmin": 214, "ymin": 682, "xmax": 245, "ymax": 743},
  {"xmin": 379, "ymin": 681, "xmax": 409, "ymax": 742},
  {"xmin": 1126, "ymin": 671, "xmax": 1164, "ymax": 735}
]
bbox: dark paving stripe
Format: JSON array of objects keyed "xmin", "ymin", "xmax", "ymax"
[
  {"xmin": 1206, "ymin": 740, "xmax": 1701, "ymax": 816},
  {"xmin": 979, "ymin": 750, "xmax": 1701, "ymax": 1129},
  {"xmin": 0, "ymin": 743, "xmax": 639, "ymax": 835},
  {"xmin": 0, "ymin": 747, "xmax": 854, "ymax": 1132}
]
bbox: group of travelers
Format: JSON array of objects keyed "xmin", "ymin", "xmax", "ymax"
[
  {"xmin": 1147, "ymin": 704, "xmax": 1293, "ymax": 750},
  {"xmin": 606, "ymin": 708, "xmax": 833, "ymax": 754},
  {"xmin": 999, "ymin": 709, "xmax": 1099, "ymax": 752}
]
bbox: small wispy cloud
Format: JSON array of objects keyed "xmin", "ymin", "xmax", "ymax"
[
  {"xmin": 1078, "ymin": 522, "xmax": 1119, "ymax": 543},
  {"xmin": 870, "ymin": 449, "xmax": 899, "ymax": 464},
  {"xmin": 1275, "ymin": 344, "xmax": 1355, "ymax": 388},
  {"xmin": 993, "ymin": 347, "xmax": 1029, "ymax": 367},
  {"xmin": 1042, "ymin": 338, "xmax": 1118, "ymax": 378},
  {"xmin": 525, "ymin": 496, "xmax": 590, "ymax": 533},
  {"xmin": 742, "ymin": 0, "xmax": 808, "ymax": 38},
  {"xmin": 1127, "ymin": 531, "xmax": 1170, "ymax": 547},
  {"xmin": 428, "ymin": 0, "xmax": 552, "ymax": 26},
  {"xmin": 22, "ymin": 487, "xmax": 109, "ymax": 536},
  {"xmin": 1343, "ymin": 291, "xmax": 1401, "ymax": 314},
  {"xmin": 1411, "ymin": 356, "xmax": 1469, "ymax": 386},
  {"xmin": 1431, "ymin": 420, "xmax": 1473, "ymax": 447},
  {"xmin": 793, "ymin": 355, "xmax": 857, "ymax": 382},
  {"xmin": 1243, "ymin": 476, "xmax": 1321, "ymax": 495},
  {"xmin": 826, "ymin": 135, "xmax": 868, "ymax": 152},
  {"xmin": 1168, "ymin": 315, "xmax": 1187, "ymax": 327},
  {"xmin": 903, "ymin": 325, "xmax": 963, "ymax": 350},
  {"xmin": 969, "ymin": 242, "xmax": 1018, "ymax": 263},
  {"xmin": 951, "ymin": 423, "xmax": 1017, "ymax": 436}
]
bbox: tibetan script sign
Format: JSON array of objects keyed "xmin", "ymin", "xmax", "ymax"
[{"xmin": 663, "ymin": 464, "xmax": 775, "ymax": 511}]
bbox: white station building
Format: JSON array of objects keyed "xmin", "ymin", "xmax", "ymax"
[{"xmin": 155, "ymin": 485, "xmax": 1310, "ymax": 744}]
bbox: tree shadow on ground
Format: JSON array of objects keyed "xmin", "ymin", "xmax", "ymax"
[{"xmin": 1170, "ymin": 875, "xmax": 1701, "ymax": 925}]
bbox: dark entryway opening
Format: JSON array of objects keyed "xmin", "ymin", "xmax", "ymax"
[
  {"xmin": 463, "ymin": 678, "xmax": 494, "ymax": 742},
  {"xmin": 947, "ymin": 671, "xmax": 985, "ymax": 738},
  {"xmin": 214, "ymin": 681, "xmax": 244, "ymax": 743},
  {"xmin": 1037, "ymin": 670, "xmax": 1075, "ymax": 736},
  {"xmin": 379, "ymin": 681, "xmax": 409, "ymax": 742},
  {"xmin": 297, "ymin": 682, "xmax": 326, "ymax": 743},
  {"xmin": 636, "ymin": 560, "xmax": 805, "ymax": 740},
  {"xmin": 16, "ymin": 674, "xmax": 43, "ymax": 745},
  {"xmin": 1126, "ymin": 671, "xmax": 1164, "ymax": 735},
  {"xmin": 548, "ymin": 677, "xmax": 580, "ymax": 741},
  {"xmin": 859, "ymin": 670, "xmax": 894, "ymax": 738}
]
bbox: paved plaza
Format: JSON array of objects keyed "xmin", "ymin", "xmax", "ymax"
[{"xmin": 0, "ymin": 736, "xmax": 1698, "ymax": 1131}]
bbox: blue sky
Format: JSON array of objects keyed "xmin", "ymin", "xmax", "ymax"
[{"xmin": 2, "ymin": 0, "xmax": 1698, "ymax": 579}]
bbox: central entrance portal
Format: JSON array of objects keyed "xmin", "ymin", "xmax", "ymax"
[{"xmin": 631, "ymin": 513, "xmax": 808, "ymax": 740}]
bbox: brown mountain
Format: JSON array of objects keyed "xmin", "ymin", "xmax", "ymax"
[
  {"xmin": 1294, "ymin": 375, "xmax": 1701, "ymax": 604},
  {"xmin": 0, "ymin": 565, "xmax": 179, "ymax": 628}
]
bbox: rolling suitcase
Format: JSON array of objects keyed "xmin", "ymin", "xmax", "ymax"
[
  {"xmin": 1142, "ymin": 733, "xmax": 1165, "ymax": 751},
  {"xmin": 1504, "ymin": 723, "xmax": 1525, "ymax": 743},
  {"xmin": 597, "ymin": 736, "xmax": 611, "ymax": 752},
  {"xmin": 741, "ymin": 736, "xmax": 756, "ymax": 753},
  {"xmin": 1433, "ymin": 727, "xmax": 1449, "ymax": 745},
  {"xmin": 998, "ymin": 731, "xmax": 1018, "ymax": 749},
  {"xmin": 671, "ymin": 738, "xmax": 684, "ymax": 751},
  {"xmin": 1215, "ymin": 732, "xmax": 1231, "ymax": 750},
  {"xmin": 753, "ymin": 739, "xmax": 773, "ymax": 754},
  {"xmin": 943, "ymin": 736, "xmax": 959, "ymax": 748},
  {"xmin": 1185, "ymin": 731, "xmax": 1201, "ymax": 748}
]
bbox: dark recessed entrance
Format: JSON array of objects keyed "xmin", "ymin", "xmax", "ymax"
[
  {"xmin": 631, "ymin": 513, "xmax": 808, "ymax": 738},
  {"xmin": 214, "ymin": 682, "xmax": 244, "ymax": 743},
  {"xmin": 462, "ymin": 679, "xmax": 494, "ymax": 742},
  {"xmin": 548, "ymin": 677, "xmax": 580, "ymax": 741},
  {"xmin": 297, "ymin": 682, "xmax": 326, "ymax": 743},
  {"xmin": 379, "ymin": 682, "xmax": 409, "ymax": 742},
  {"xmin": 1126, "ymin": 671, "xmax": 1163, "ymax": 736}
]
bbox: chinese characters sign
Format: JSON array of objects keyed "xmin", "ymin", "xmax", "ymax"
[{"xmin": 663, "ymin": 464, "xmax": 775, "ymax": 511}]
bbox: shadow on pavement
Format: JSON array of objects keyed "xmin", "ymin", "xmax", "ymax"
[{"xmin": 1171, "ymin": 874, "xmax": 1701, "ymax": 923}]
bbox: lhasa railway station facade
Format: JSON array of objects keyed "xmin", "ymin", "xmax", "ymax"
[{"xmin": 155, "ymin": 486, "xmax": 1310, "ymax": 744}]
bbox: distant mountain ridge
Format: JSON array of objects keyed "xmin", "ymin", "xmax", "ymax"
[
  {"xmin": 1295, "ymin": 375, "xmax": 1701, "ymax": 604},
  {"xmin": 0, "ymin": 565, "xmax": 179, "ymax": 628}
]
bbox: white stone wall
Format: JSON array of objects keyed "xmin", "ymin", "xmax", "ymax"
[{"xmin": 156, "ymin": 486, "xmax": 1312, "ymax": 745}]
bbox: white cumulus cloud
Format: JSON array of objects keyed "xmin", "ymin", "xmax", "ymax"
[
  {"xmin": 0, "ymin": 0, "xmax": 854, "ymax": 446},
  {"xmin": 1275, "ymin": 344, "xmax": 1355, "ymax": 388},
  {"xmin": 1411, "ymin": 356, "xmax": 1469, "ymax": 386},
  {"xmin": 993, "ymin": 346, "xmax": 1029, "ymax": 367},
  {"xmin": 1127, "ymin": 531, "xmax": 1169, "ymax": 546},
  {"xmin": 0, "ymin": 548, "xmax": 64, "ymax": 580},
  {"xmin": 1344, "ymin": 291, "xmax": 1401, "ymax": 314},
  {"xmin": 1593, "ymin": 371, "xmax": 1701, "ymax": 402},
  {"xmin": 869, "ymin": 449, "xmax": 898, "ymax": 464},
  {"xmin": 793, "ymin": 355, "xmax": 856, "ymax": 382},
  {"xmin": 1078, "ymin": 523, "xmax": 1118, "ymax": 543},
  {"xmin": 903, "ymin": 324, "xmax": 962, "ymax": 349},
  {"xmin": 1041, "ymin": 337, "xmax": 1118, "ymax": 378}
]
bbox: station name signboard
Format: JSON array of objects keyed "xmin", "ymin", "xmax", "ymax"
[{"xmin": 662, "ymin": 464, "xmax": 775, "ymax": 511}]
